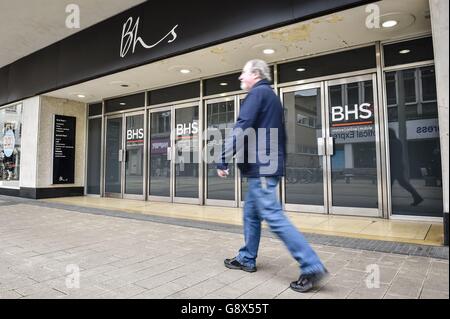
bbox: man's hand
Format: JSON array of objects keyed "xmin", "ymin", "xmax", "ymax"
[{"xmin": 217, "ymin": 169, "xmax": 229, "ymax": 178}]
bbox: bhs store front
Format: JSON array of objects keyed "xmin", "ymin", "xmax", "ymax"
[{"xmin": 86, "ymin": 37, "xmax": 443, "ymax": 220}]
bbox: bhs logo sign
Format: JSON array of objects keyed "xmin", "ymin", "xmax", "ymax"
[
  {"xmin": 120, "ymin": 16, "xmax": 178, "ymax": 58},
  {"xmin": 127, "ymin": 128, "xmax": 144, "ymax": 140},
  {"xmin": 176, "ymin": 122, "xmax": 198, "ymax": 136},
  {"xmin": 331, "ymin": 103, "xmax": 373, "ymax": 126}
]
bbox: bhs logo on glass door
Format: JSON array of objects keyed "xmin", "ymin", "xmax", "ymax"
[
  {"xmin": 176, "ymin": 122, "xmax": 198, "ymax": 135},
  {"xmin": 331, "ymin": 103, "xmax": 373, "ymax": 127},
  {"xmin": 127, "ymin": 128, "xmax": 144, "ymax": 140}
]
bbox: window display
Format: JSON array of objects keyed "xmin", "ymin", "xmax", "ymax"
[{"xmin": 0, "ymin": 104, "xmax": 22, "ymax": 186}]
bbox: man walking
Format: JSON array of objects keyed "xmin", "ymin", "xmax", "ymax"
[{"xmin": 217, "ymin": 59, "xmax": 327, "ymax": 293}]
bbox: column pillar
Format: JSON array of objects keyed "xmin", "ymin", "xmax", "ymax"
[{"xmin": 429, "ymin": 0, "xmax": 449, "ymax": 245}]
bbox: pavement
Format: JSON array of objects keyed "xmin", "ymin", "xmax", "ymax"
[{"xmin": 0, "ymin": 197, "xmax": 448, "ymax": 299}]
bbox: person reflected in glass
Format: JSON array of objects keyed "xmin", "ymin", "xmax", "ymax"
[{"xmin": 388, "ymin": 128, "xmax": 423, "ymax": 206}]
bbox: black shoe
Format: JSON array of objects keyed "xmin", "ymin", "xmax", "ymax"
[
  {"xmin": 290, "ymin": 269, "xmax": 328, "ymax": 293},
  {"xmin": 411, "ymin": 196, "xmax": 424, "ymax": 206},
  {"xmin": 224, "ymin": 257, "xmax": 257, "ymax": 273}
]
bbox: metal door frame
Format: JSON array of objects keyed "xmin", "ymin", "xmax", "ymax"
[
  {"xmin": 148, "ymin": 106, "xmax": 173, "ymax": 202},
  {"xmin": 324, "ymin": 73, "xmax": 382, "ymax": 217},
  {"xmin": 172, "ymin": 101, "xmax": 203, "ymax": 205},
  {"xmin": 203, "ymin": 96, "xmax": 239, "ymax": 207},
  {"xmin": 280, "ymin": 82, "xmax": 328, "ymax": 214},
  {"xmin": 237, "ymin": 93, "xmax": 247, "ymax": 207}
]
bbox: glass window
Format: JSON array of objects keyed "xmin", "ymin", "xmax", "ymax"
[
  {"xmin": 86, "ymin": 118, "xmax": 102, "ymax": 194},
  {"xmin": 403, "ymin": 70, "xmax": 417, "ymax": 104},
  {"xmin": 386, "ymin": 73, "xmax": 397, "ymax": 106},
  {"xmin": 105, "ymin": 93, "xmax": 145, "ymax": 113},
  {"xmin": 420, "ymin": 67, "xmax": 437, "ymax": 102},
  {"xmin": 383, "ymin": 37, "xmax": 434, "ymax": 67},
  {"xmin": 148, "ymin": 82, "xmax": 200, "ymax": 105},
  {"xmin": 203, "ymin": 67, "xmax": 274, "ymax": 96},
  {"xmin": 278, "ymin": 46, "xmax": 376, "ymax": 83},
  {"xmin": 386, "ymin": 66, "xmax": 443, "ymax": 217},
  {"xmin": 0, "ymin": 103, "xmax": 22, "ymax": 187},
  {"xmin": 88, "ymin": 103, "xmax": 102, "ymax": 117}
]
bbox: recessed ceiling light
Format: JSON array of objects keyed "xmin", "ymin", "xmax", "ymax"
[
  {"xmin": 399, "ymin": 49, "xmax": 411, "ymax": 54},
  {"xmin": 180, "ymin": 69, "xmax": 191, "ymax": 74},
  {"xmin": 263, "ymin": 48, "xmax": 275, "ymax": 55},
  {"xmin": 119, "ymin": 102, "xmax": 126, "ymax": 106},
  {"xmin": 77, "ymin": 94, "xmax": 86, "ymax": 98},
  {"xmin": 120, "ymin": 84, "xmax": 129, "ymax": 87},
  {"xmin": 382, "ymin": 20, "xmax": 398, "ymax": 28},
  {"xmin": 296, "ymin": 68, "xmax": 306, "ymax": 72},
  {"xmin": 220, "ymin": 82, "xmax": 228, "ymax": 86}
]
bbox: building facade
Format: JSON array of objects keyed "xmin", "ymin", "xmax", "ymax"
[{"xmin": 0, "ymin": 0, "xmax": 448, "ymax": 244}]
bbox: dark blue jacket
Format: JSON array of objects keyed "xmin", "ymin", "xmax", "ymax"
[{"xmin": 217, "ymin": 79, "xmax": 286, "ymax": 177}]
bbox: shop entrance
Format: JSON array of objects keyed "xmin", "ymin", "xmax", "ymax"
[
  {"xmin": 104, "ymin": 111, "xmax": 145, "ymax": 199},
  {"xmin": 148, "ymin": 102, "xmax": 201, "ymax": 204},
  {"xmin": 280, "ymin": 74, "xmax": 382, "ymax": 217}
]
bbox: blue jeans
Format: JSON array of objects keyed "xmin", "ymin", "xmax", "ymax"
[{"xmin": 236, "ymin": 176, "xmax": 325, "ymax": 275}]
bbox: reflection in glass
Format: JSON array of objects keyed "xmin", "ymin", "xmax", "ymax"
[
  {"xmin": 283, "ymin": 88, "xmax": 324, "ymax": 206},
  {"xmin": 105, "ymin": 117, "xmax": 122, "ymax": 193},
  {"xmin": 387, "ymin": 66, "xmax": 442, "ymax": 217},
  {"xmin": 149, "ymin": 111, "xmax": 171, "ymax": 197},
  {"xmin": 328, "ymin": 80, "xmax": 378, "ymax": 208},
  {"xmin": 175, "ymin": 106, "xmax": 199, "ymax": 198},
  {"xmin": 206, "ymin": 100, "xmax": 235, "ymax": 201},
  {"xmin": 389, "ymin": 129, "xmax": 423, "ymax": 205},
  {"xmin": 125, "ymin": 115, "xmax": 144, "ymax": 195}
]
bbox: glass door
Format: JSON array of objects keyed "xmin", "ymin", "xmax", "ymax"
[
  {"xmin": 279, "ymin": 74, "xmax": 382, "ymax": 217},
  {"xmin": 104, "ymin": 112, "xmax": 145, "ymax": 199},
  {"xmin": 205, "ymin": 96, "xmax": 237, "ymax": 207},
  {"xmin": 148, "ymin": 103, "xmax": 202, "ymax": 204},
  {"xmin": 325, "ymin": 74, "xmax": 381, "ymax": 216},
  {"xmin": 173, "ymin": 103, "xmax": 201, "ymax": 204},
  {"xmin": 124, "ymin": 112, "xmax": 145, "ymax": 199},
  {"xmin": 104, "ymin": 115, "xmax": 123, "ymax": 198},
  {"xmin": 281, "ymin": 83, "xmax": 327, "ymax": 213},
  {"xmin": 148, "ymin": 107, "xmax": 172, "ymax": 201}
]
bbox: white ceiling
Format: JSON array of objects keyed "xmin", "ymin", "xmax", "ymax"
[
  {"xmin": 46, "ymin": 0, "xmax": 432, "ymax": 103},
  {"xmin": 0, "ymin": 0, "xmax": 146, "ymax": 68}
]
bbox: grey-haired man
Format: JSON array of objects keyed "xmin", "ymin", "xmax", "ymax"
[{"xmin": 217, "ymin": 59, "xmax": 327, "ymax": 292}]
